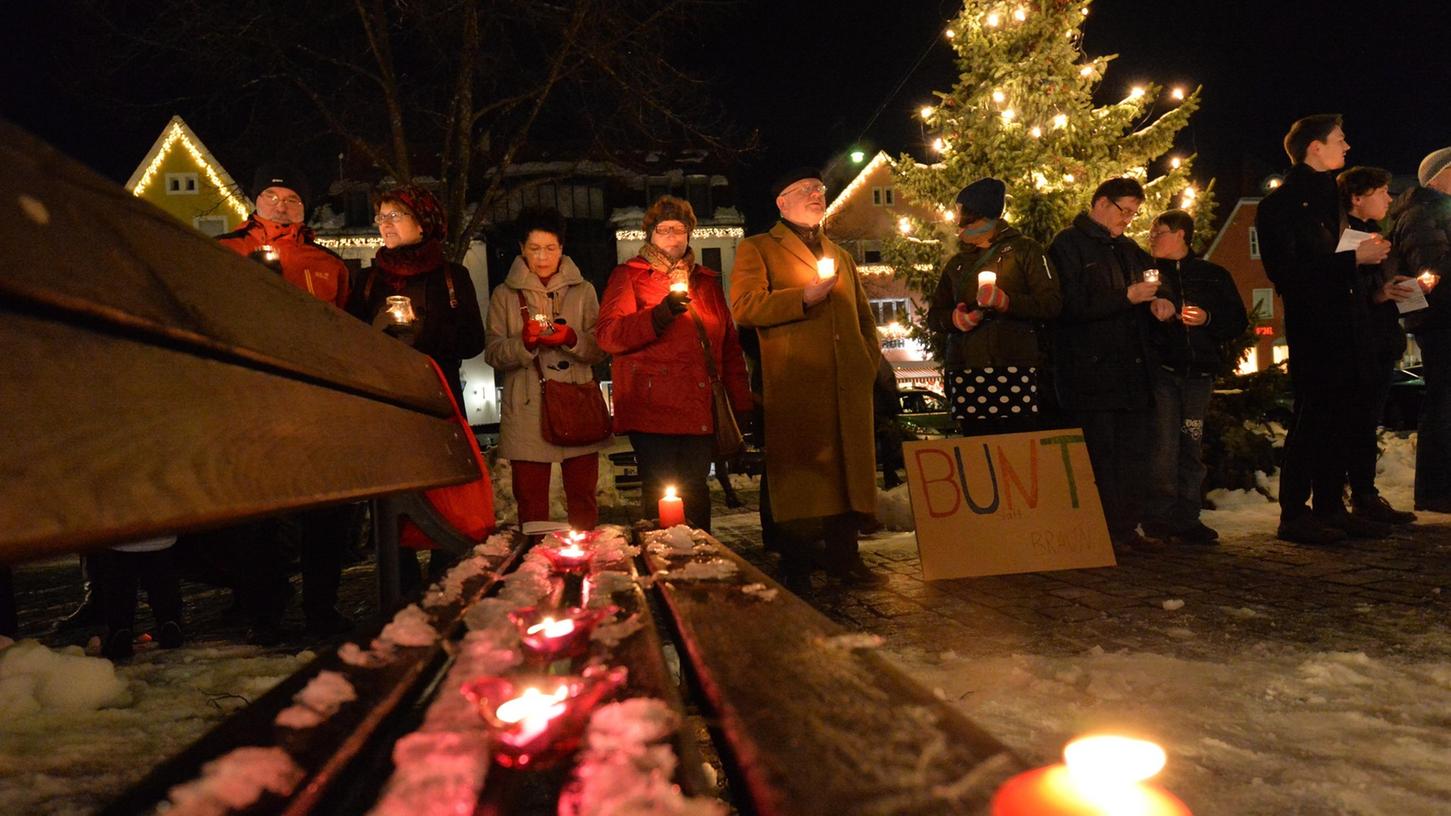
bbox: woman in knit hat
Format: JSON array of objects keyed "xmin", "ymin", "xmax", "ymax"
[{"xmin": 596, "ymin": 196, "xmax": 752, "ymax": 531}]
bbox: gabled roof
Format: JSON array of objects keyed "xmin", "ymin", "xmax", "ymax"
[
  {"xmin": 824, "ymin": 150, "xmax": 895, "ymax": 221},
  {"xmin": 125, "ymin": 115, "xmax": 250, "ymax": 222},
  {"xmin": 1203, "ymin": 196, "xmax": 1262, "ymax": 261}
]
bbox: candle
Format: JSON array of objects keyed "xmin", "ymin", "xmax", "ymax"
[
  {"xmin": 817, "ymin": 257, "xmax": 836, "ymax": 279},
  {"xmin": 385, "ymin": 295, "xmax": 417, "ymax": 325},
  {"xmin": 463, "ymin": 666, "xmax": 629, "ymax": 768},
  {"xmin": 658, "ymin": 486, "xmax": 686, "ymax": 527},
  {"xmin": 511, "ymin": 604, "xmax": 616, "ymax": 661},
  {"xmin": 494, "ymin": 686, "xmax": 570, "ymax": 747},
  {"xmin": 978, "ymin": 270, "xmax": 997, "ymax": 288},
  {"xmin": 992, "ymin": 735, "xmax": 1191, "ymax": 816},
  {"xmin": 669, "ymin": 280, "xmax": 689, "ymax": 294},
  {"xmin": 1419, "ymin": 269, "xmax": 1440, "ymax": 290},
  {"xmin": 526, "ymin": 616, "xmax": 576, "ymax": 639},
  {"xmin": 532, "ymin": 312, "xmax": 555, "ymax": 335},
  {"xmin": 1143, "ymin": 269, "xmax": 1161, "ymax": 285},
  {"xmin": 258, "ymin": 243, "xmax": 280, "ymax": 264}
]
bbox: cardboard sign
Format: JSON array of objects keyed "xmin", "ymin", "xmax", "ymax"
[{"xmin": 904, "ymin": 429, "xmax": 1115, "ymax": 580}]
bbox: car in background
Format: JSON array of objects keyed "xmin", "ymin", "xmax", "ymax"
[
  {"xmin": 897, "ymin": 387, "xmax": 952, "ymax": 437},
  {"xmin": 1382, "ymin": 366, "xmax": 1424, "ymax": 432}
]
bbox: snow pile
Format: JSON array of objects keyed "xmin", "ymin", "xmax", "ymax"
[
  {"xmin": 664, "ymin": 559, "xmax": 738, "ymax": 582},
  {"xmin": 165, "ymin": 746, "xmax": 304, "ymax": 815},
  {"xmin": 276, "ymin": 671, "xmax": 358, "ymax": 730},
  {"xmin": 376, "ymin": 604, "xmax": 439, "ymax": 648},
  {"xmin": 740, "ymin": 582, "xmax": 779, "ymax": 602},
  {"xmin": 0, "ymin": 639, "xmax": 129, "ymax": 715},
  {"xmin": 591, "ymin": 615, "xmax": 644, "ymax": 648},
  {"xmin": 816, "ymin": 633, "xmax": 885, "ymax": 652},
  {"xmin": 876, "ymin": 484, "xmax": 917, "ymax": 531},
  {"xmin": 473, "ymin": 533, "xmax": 514, "ymax": 559}
]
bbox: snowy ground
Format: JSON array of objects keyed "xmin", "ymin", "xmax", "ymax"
[{"xmin": 3, "ymin": 434, "xmax": 1446, "ymax": 814}]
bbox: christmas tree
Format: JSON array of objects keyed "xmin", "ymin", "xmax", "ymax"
[{"xmin": 886, "ymin": 0, "xmax": 1212, "ymax": 357}]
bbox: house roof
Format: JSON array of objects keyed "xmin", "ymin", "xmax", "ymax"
[
  {"xmin": 124, "ymin": 115, "xmax": 250, "ymax": 222},
  {"xmin": 824, "ymin": 150, "xmax": 895, "ymax": 222},
  {"xmin": 1203, "ymin": 196, "xmax": 1262, "ymax": 261}
]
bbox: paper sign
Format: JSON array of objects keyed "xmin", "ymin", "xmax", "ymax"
[
  {"xmin": 904, "ymin": 430, "xmax": 1116, "ymax": 580},
  {"xmin": 1335, "ymin": 228, "xmax": 1376, "ymax": 253}
]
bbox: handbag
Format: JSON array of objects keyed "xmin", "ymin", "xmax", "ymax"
[
  {"xmin": 687, "ymin": 303, "xmax": 745, "ymax": 459},
  {"xmin": 516, "ymin": 291, "xmax": 612, "ymax": 447}
]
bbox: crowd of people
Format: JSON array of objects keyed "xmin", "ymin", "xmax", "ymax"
[{"xmin": 16, "ymin": 114, "xmax": 1451, "ymax": 652}]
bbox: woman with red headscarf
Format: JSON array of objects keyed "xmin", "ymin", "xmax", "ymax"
[{"xmin": 351, "ymin": 184, "xmax": 486, "ymax": 409}]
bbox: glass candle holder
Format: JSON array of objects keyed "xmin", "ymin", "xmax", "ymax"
[
  {"xmin": 385, "ymin": 295, "xmax": 417, "ymax": 325},
  {"xmin": 461, "ymin": 666, "xmax": 629, "ymax": 768},
  {"xmin": 509, "ymin": 605, "xmax": 617, "ymax": 662},
  {"xmin": 536, "ymin": 537, "xmax": 595, "ymax": 575},
  {"xmin": 1142, "ymin": 269, "xmax": 1161, "ymax": 285}
]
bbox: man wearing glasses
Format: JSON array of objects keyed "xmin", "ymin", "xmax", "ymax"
[
  {"xmin": 1047, "ymin": 177, "xmax": 1160, "ymax": 550},
  {"xmin": 218, "ymin": 164, "xmax": 351, "ymax": 310},
  {"xmin": 731, "ymin": 167, "xmax": 885, "ymax": 593}
]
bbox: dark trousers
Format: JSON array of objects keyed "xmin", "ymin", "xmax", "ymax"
[
  {"xmin": 1145, "ymin": 370, "xmax": 1214, "ymax": 530},
  {"xmin": 1415, "ymin": 329, "xmax": 1451, "ymax": 505},
  {"xmin": 1280, "ymin": 386, "xmax": 1356, "ymax": 520},
  {"xmin": 778, "ymin": 513, "xmax": 861, "ymax": 575},
  {"xmin": 1068, "ymin": 408, "xmax": 1149, "ymax": 541},
  {"xmin": 631, "ymin": 432, "xmax": 714, "ymax": 532},
  {"xmin": 95, "ymin": 548, "xmax": 183, "ymax": 633},
  {"xmin": 1349, "ymin": 363, "xmax": 1396, "ymax": 500},
  {"xmin": 293, "ymin": 505, "xmax": 350, "ymax": 619}
]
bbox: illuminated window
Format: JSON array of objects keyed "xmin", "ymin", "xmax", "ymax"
[
  {"xmin": 1272, "ymin": 342, "xmax": 1290, "ymax": 366},
  {"xmin": 1235, "ymin": 346, "xmax": 1259, "ymax": 376},
  {"xmin": 1251, "ymin": 288, "xmax": 1274, "ymax": 320},
  {"xmin": 870, "ymin": 298, "xmax": 911, "ymax": 325}
]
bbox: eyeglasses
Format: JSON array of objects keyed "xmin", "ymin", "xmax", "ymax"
[
  {"xmin": 374, "ymin": 210, "xmax": 412, "ymax": 224},
  {"xmin": 654, "ymin": 226, "xmax": 689, "ymax": 237},
  {"xmin": 1148, "ymin": 227, "xmax": 1173, "ymax": 239},
  {"xmin": 1109, "ymin": 199, "xmax": 1142, "ymax": 220},
  {"xmin": 782, "ymin": 182, "xmax": 827, "ymax": 199},
  {"xmin": 259, "ymin": 191, "xmax": 303, "ymax": 208},
  {"xmin": 526, "ymin": 243, "xmax": 562, "ymax": 255}
]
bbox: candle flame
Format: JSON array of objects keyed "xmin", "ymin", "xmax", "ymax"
[
  {"xmin": 665, "ymin": 485, "xmax": 678, "ymax": 500},
  {"xmin": 817, "ymin": 258, "xmax": 836, "ymax": 279},
  {"xmin": 669, "ymin": 281, "xmax": 688, "ymax": 293},
  {"xmin": 526, "ymin": 616, "xmax": 577, "ymax": 638},
  {"xmin": 558, "ymin": 544, "xmax": 587, "ymax": 559},
  {"xmin": 495, "ymin": 686, "xmax": 570, "ymax": 744},
  {"xmin": 1064, "ymin": 735, "xmax": 1166, "ymax": 786}
]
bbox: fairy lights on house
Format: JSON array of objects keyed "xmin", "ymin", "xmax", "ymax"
[
  {"xmin": 823, "ymin": 151, "xmax": 893, "ymax": 221},
  {"xmin": 127, "ymin": 117, "xmax": 250, "ymax": 222},
  {"xmin": 613, "ymin": 226, "xmax": 744, "ymax": 243}
]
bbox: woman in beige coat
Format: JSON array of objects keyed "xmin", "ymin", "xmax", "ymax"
[{"xmin": 484, "ymin": 208, "xmax": 609, "ymax": 529}]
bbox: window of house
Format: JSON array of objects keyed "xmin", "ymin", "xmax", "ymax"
[
  {"xmin": 166, "ymin": 173, "xmax": 198, "ymax": 195},
  {"xmin": 1236, "ymin": 346, "xmax": 1260, "ymax": 376},
  {"xmin": 1251, "ymin": 288, "xmax": 1274, "ymax": 320},
  {"xmin": 701, "ymin": 247, "xmax": 722, "ymax": 270},
  {"xmin": 1248, "ymin": 226, "xmax": 1261, "ymax": 259},
  {"xmin": 872, "ymin": 187, "xmax": 882, "ymax": 206},
  {"xmin": 193, "ymin": 216, "xmax": 228, "ymax": 236},
  {"xmin": 884, "ymin": 187, "xmax": 895, "ymax": 205},
  {"xmin": 870, "ymin": 298, "xmax": 911, "ymax": 326}
]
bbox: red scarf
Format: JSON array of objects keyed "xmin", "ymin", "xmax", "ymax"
[{"xmin": 373, "ymin": 239, "xmax": 446, "ymax": 290}]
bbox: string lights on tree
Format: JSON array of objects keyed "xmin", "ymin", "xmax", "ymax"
[{"xmin": 887, "ymin": 0, "xmax": 1212, "ymax": 359}]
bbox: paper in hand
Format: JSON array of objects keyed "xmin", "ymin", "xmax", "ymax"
[
  {"xmin": 1394, "ymin": 280, "xmax": 1430, "ymax": 314},
  {"xmin": 1336, "ymin": 228, "xmax": 1376, "ymax": 253}
]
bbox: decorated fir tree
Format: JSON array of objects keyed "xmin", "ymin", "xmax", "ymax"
[{"xmin": 886, "ymin": 0, "xmax": 1213, "ymax": 358}]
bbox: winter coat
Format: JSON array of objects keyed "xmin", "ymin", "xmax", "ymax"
[
  {"xmin": 350, "ymin": 253, "xmax": 486, "ymax": 409},
  {"xmin": 218, "ymin": 215, "xmax": 350, "ymax": 309},
  {"xmin": 1347, "ymin": 215, "xmax": 1407, "ymax": 365},
  {"xmin": 927, "ymin": 224, "xmax": 1062, "ymax": 369},
  {"xmin": 1388, "ymin": 185, "xmax": 1451, "ymax": 334},
  {"xmin": 1047, "ymin": 213, "xmax": 1156, "ymax": 412},
  {"xmin": 1255, "ymin": 163, "xmax": 1378, "ymax": 392},
  {"xmin": 596, "ymin": 256, "xmax": 752, "ymax": 436},
  {"xmin": 484, "ymin": 256, "xmax": 609, "ymax": 463},
  {"xmin": 1142, "ymin": 254, "xmax": 1250, "ymax": 376},
  {"xmin": 730, "ymin": 222, "xmax": 882, "ymax": 522}
]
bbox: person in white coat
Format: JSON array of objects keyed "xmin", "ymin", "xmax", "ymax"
[{"xmin": 484, "ymin": 208, "xmax": 609, "ymax": 529}]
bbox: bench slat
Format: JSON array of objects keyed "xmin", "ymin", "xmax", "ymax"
[
  {"xmin": 644, "ymin": 536, "xmax": 1024, "ymax": 815},
  {"xmin": 0, "ymin": 311, "xmax": 478, "ymax": 562},
  {"xmin": 1, "ymin": 121, "xmax": 453, "ymax": 418}
]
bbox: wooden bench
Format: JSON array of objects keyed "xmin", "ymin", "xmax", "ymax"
[{"xmin": 2, "ymin": 120, "xmax": 1023, "ymax": 814}]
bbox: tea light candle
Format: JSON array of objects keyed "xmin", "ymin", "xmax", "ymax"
[
  {"xmin": 669, "ymin": 280, "xmax": 689, "ymax": 294},
  {"xmin": 385, "ymin": 295, "xmax": 417, "ymax": 325},
  {"xmin": 494, "ymin": 686, "xmax": 569, "ymax": 747},
  {"xmin": 992, "ymin": 735, "xmax": 1191, "ymax": 816},
  {"xmin": 658, "ymin": 486, "xmax": 686, "ymax": 527},
  {"xmin": 258, "ymin": 244, "xmax": 280, "ymax": 264},
  {"xmin": 1419, "ymin": 269, "xmax": 1440, "ymax": 290},
  {"xmin": 817, "ymin": 257, "xmax": 836, "ymax": 280},
  {"xmin": 1143, "ymin": 269, "xmax": 1161, "ymax": 285},
  {"xmin": 977, "ymin": 270, "xmax": 997, "ymax": 288}
]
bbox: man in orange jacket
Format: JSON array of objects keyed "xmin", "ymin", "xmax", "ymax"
[{"xmin": 214, "ymin": 164, "xmax": 356, "ymax": 642}]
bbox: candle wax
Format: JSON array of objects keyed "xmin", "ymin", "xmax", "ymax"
[
  {"xmin": 977, "ymin": 270, "xmax": 997, "ymax": 287},
  {"xmin": 658, "ymin": 487, "xmax": 686, "ymax": 527}
]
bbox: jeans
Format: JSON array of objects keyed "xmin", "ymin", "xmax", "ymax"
[
  {"xmin": 1066, "ymin": 408, "xmax": 1149, "ymax": 541},
  {"xmin": 1145, "ymin": 370, "xmax": 1213, "ymax": 530},
  {"xmin": 1415, "ymin": 329, "xmax": 1451, "ymax": 504},
  {"xmin": 630, "ymin": 433, "xmax": 714, "ymax": 532}
]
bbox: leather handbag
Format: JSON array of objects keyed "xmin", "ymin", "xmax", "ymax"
[
  {"xmin": 687, "ymin": 303, "xmax": 745, "ymax": 459},
  {"xmin": 516, "ymin": 292, "xmax": 612, "ymax": 447}
]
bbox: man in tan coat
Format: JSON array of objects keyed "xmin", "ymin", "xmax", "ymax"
[{"xmin": 731, "ymin": 168, "xmax": 884, "ymax": 590}]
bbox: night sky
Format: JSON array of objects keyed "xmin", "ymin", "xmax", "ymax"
[{"xmin": 4, "ymin": 1, "xmax": 1448, "ymax": 232}]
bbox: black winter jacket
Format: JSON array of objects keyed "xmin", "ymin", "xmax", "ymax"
[
  {"xmin": 1347, "ymin": 215, "xmax": 1407, "ymax": 364},
  {"xmin": 1047, "ymin": 213, "xmax": 1155, "ymax": 411},
  {"xmin": 927, "ymin": 224, "xmax": 1062, "ymax": 369},
  {"xmin": 1143, "ymin": 255, "xmax": 1249, "ymax": 376},
  {"xmin": 1254, "ymin": 163, "xmax": 1377, "ymax": 392},
  {"xmin": 1387, "ymin": 185, "xmax": 1451, "ymax": 334}
]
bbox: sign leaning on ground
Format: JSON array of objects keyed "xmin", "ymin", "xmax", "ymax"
[{"xmin": 904, "ymin": 430, "xmax": 1116, "ymax": 580}]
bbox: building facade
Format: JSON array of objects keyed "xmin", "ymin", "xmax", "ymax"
[{"xmin": 125, "ymin": 115, "xmax": 249, "ymax": 237}]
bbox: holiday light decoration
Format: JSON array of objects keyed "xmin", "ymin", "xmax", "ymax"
[
  {"xmin": 823, "ymin": 150, "xmax": 894, "ymax": 221},
  {"xmin": 614, "ymin": 226, "xmax": 743, "ymax": 242},
  {"xmin": 129, "ymin": 119, "xmax": 251, "ymax": 222}
]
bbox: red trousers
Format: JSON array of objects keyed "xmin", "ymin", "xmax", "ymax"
[{"xmin": 511, "ymin": 455, "xmax": 599, "ymax": 530}]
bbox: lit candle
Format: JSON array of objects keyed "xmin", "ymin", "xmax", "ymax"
[
  {"xmin": 1143, "ymin": 268, "xmax": 1161, "ymax": 285},
  {"xmin": 992, "ymin": 735, "xmax": 1191, "ymax": 816},
  {"xmin": 258, "ymin": 243, "xmax": 280, "ymax": 264},
  {"xmin": 494, "ymin": 686, "xmax": 570, "ymax": 747},
  {"xmin": 385, "ymin": 295, "xmax": 417, "ymax": 325},
  {"xmin": 817, "ymin": 257, "xmax": 836, "ymax": 280},
  {"xmin": 978, "ymin": 270, "xmax": 997, "ymax": 288},
  {"xmin": 525, "ymin": 616, "xmax": 577, "ymax": 639},
  {"xmin": 669, "ymin": 280, "xmax": 689, "ymax": 294},
  {"xmin": 658, "ymin": 486, "xmax": 686, "ymax": 527},
  {"xmin": 1419, "ymin": 269, "xmax": 1440, "ymax": 290}
]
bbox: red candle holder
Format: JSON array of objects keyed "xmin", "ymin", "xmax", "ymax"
[
  {"xmin": 461, "ymin": 665, "xmax": 628, "ymax": 768},
  {"xmin": 536, "ymin": 537, "xmax": 595, "ymax": 575},
  {"xmin": 508, "ymin": 605, "xmax": 618, "ymax": 661}
]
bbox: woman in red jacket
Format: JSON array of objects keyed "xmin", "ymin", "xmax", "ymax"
[{"xmin": 597, "ymin": 197, "xmax": 752, "ymax": 531}]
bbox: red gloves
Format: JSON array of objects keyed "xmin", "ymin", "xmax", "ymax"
[
  {"xmin": 522, "ymin": 318, "xmax": 545, "ymax": 350},
  {"xmin": 977, "ymin": 283, "xmax": 1009, "ymax": 311},
  {"xmin": 952, "ymin": 304, "xmax": 985, "ymax": 333},
  {"xmin": 536, "ymin": 320, "xmax": 577, "ymax": 348}
]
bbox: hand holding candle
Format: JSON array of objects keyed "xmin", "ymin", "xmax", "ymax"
[
  {"xmin": 816, "ymin": 257, "xmax": 836, "ymax": 280},
  {"xmin": 658, "ymin": 486, "xmax": 686, "ymax": 527},
  {"xmin": 1142, "ymin": 268, "xmax": 1161, "ymax": 285}
]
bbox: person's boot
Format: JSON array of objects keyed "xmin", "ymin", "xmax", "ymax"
[
  {"xmin": 101, "ymin": 629, "xmax": 134, "ymax": 662},
  {"xmin": 1351, "ymin": 495, "xmax": 1416, "ymax": 525},
  {"xmin": 157, "ymin": 620, "xmax": 184, "ymax": 649}
]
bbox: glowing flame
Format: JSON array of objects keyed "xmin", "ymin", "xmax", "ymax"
[
  {"xmin": 1171, "ymin": 87, "xmax": 1186, "ymax": 101},
  {"xmin": 1064, "ymin": 736, "xmax": 1167, "ymax": 786},
  {"xmin": 526, "ymin": 617, "xmax": 577, "ymax": 638},
  {"xmin": 664, "ymin": 485, "xmax": 678, "ymax": 500}
]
